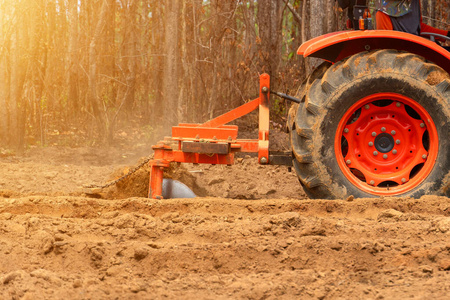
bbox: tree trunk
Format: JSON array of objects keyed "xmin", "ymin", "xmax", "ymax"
[
  {"xmin": 9, "ymin": 4, "xmax": 29, "ymax": 151},
  {"xmin": 163, "ymin": 1, "xmax": 180, "ymax": 132},
  {"xmin": 88, "ymin": 0, "xmax": 108, "ymax": 141},
  {"xmin": 0, "ymin": 6, "xmax": 9, "ymax": 144},
  {"xmin": 68, "ymin": 0, "xmax": 79, "ymax": 117},
  {"xmin": 257, "ymin": 0, "xmax": 282, "ymax": 77},
  {"xmin": 122, "ymin": 0, "xmax": 137, "ymax": 115},
  {"xmin": 149, "ymin": 0, "xmax": 164, "ymax": 126},
  {"xmin": 302, "ymin": 0, "xmax": 328, "ymax": 73}
]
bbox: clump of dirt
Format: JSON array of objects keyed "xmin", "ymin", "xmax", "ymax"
[
  {"xmin": 426, "ymin": 70, "xmax": 449, "ymax": 85},
  {"xmin": 105, "ymin": 161, "xmax": 207, "ymax": 199}
]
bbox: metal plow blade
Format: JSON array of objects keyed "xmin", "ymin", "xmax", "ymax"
[{"xmin": 162, "ymin": 179, "xmax": 196, "ymax": 199}]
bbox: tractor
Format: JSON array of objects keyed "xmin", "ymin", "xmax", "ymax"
[{"xmin": 147, "ymin": 3, "xmax": 449, "ymax": 199}]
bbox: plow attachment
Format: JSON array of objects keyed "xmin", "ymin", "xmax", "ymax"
[{"xmin": 148, "ymin": 73, "xmax": 292, "ymax": 199}]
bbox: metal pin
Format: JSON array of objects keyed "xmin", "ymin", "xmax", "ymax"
[
  {"xmin": 373, "ymin": 151, "xmax": 378, "ymax": 156},
  {"xmin": 391, "ymin": 130, "xmax": 396, "ymax": 135},
  {"xmin": 401, "ymin": 178, "xmax": 406, "ymax": 183},
  {"xmin": 392, "ymin": 149, "xmax": 397, "ymax": 154},
  {"xmin": 365, "ymin": 104, "xmax": 370, "ymax": 110},
  {"xmin": 381, "ymin": 127, "xmax": 386, "ymax": 132},
  {"xmin": 370, "ymin": 180, "xmax": 375, "ymax": 185},
  {"xmin": 346, "ymin": 160, "xmax": 351, "ymax": 165},
  {"xmin": 383, "ymin": 154, "xmax": 388, "ymax": 159},
  {"xmin": 422, "ymin": 154, "xmax": 427, "ymax": 159},
  {"xmin": 420, "ymin": 123, "xmax": 425, "ymax": 128},
  {"xmin": 368, "ymin": 142, "xmax": 373, "ymax": 147},
  {"xmin": 396, "ymin": 139, "xmax": 401, "ymax": 145},
  {"xmin": 344, "ymin": 128, "xmax": 349, "ymax": 133},
  {"xmin": 372, "ymin": 132, "xmax": 377, "ymax": 137},
  {"xmin": 396, "ymin": 102, "xmax": 401, "ymax": 107}
]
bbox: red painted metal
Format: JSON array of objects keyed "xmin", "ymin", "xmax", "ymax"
[
  {"xmin": 200, "ymin": 98, "xmax": 260, "ymax": 128},
  {"xmin": 258, "ymin": 73, "xmax": 270, "ymax": 164},
  {"xmin": 148, "ymin": 73, "xmax": 271, "ymax": 199},
  {"xmin": 334, "ymin": 93, "xmax": 439, "ymax": 196},
  {"xmin": 172, "ymin": 124, "xmax": 238, "ymax": 140},
  {"xmin": 297, "ymin": 30, "xmax": 450, "ymax": 73}
]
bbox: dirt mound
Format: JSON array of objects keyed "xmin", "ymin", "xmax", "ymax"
[{"xmin": 104, "ymin": 161, "xmax": 208, "ymax": 199}]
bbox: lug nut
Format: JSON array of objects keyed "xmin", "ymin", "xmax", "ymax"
[
  {"xmin": 420, "ymin": 123, "xmax": 425, "ymax": 128},
  {"xmin": 372, "ymin": 132, "xmax": 377, "ymax": 137},
  {"xmin": 344, "ymin": 128, "xmax": 349, "ymax": 133},
  {"xmin": 346, "ymin": 160, "xmax": 351, "ymax": 165},
  {"xmin": 373, "ymin": 151, "xmax": 378, "ymax": 156},
  {"xmin": 383, "ymin": 154, "xmax": 388, "ymax": 159},
  {"xmin": 369, "ymin": 180, "xmax": 375, "ymax": 185},
  {"xmin": 391, "ymin": 130, "xmax": 396, "ymax": 135},
  {"xmin": 365, "ymin": 104, "xmax": 370, "ymax": 110},
  {"xmin": 392, "ymin": 149, "xmax": 397, "ymax": 154},
  {"xmin": 422, "ymin": 154, "xmax": 427, "ymax": 159},
  {"xmin": 368, "ymin": 142, "xmax": 373, "ymax": 147},
  {"xmin": 396, "ymin": 102, "xmax": 401, "ymax": 107},
  {"xmin": 396, "ymin": 139, "xmax": 401, "ymax": 145},
  {"xmin": 401, "ymin": 178, "xmax": 406, "ymax": 183},
  {"xmin": 381, "ymin": 127, "xmax": 386, "ymax": 132}
]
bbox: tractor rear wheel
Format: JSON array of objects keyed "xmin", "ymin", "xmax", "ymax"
[{"xmin": 289, "ymin": 50, "xmax": 450, "ymax": 199}]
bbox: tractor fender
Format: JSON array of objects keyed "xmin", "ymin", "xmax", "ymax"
[{"xmin": 298, "ymin": 30, "xmax": 450, "ymax": 74}]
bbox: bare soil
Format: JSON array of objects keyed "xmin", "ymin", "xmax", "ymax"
[{"xmin": 1, "ymin": 131, "xmax": 450, "ymax": 299}]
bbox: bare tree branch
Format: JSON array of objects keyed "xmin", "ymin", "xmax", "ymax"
[{"xmin": 282, "ymin": 0, "xmax": 302, "ymax": 25}]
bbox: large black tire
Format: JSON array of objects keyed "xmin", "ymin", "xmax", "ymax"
[{"xmin": 289, "ymin": 50, "xmax": 450, "ymax": 199}]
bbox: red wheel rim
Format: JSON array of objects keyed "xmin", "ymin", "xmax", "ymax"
[{"xmin": 334, "ymin": 93, "xmax": 439, "ymax": 196}]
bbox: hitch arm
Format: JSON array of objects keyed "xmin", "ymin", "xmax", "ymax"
[{"xmin": 270, "ymin": 91, "xmax": 302, "ymax": 104}]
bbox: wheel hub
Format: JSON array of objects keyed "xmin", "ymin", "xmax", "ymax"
[
  {"xmin": 335, "ymin": 93, "xmax": 438, "ymax": 195},
  {"xmin": 374, "ymin": 133, "xmax": 394, "ymax": 153}
]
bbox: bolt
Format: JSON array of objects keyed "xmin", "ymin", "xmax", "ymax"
[
  {"xmin": 260, "ymin": 157, "xmax": 268, "ymax": 164},
  {"xmin": 396, "ymin": 102, "xmax": 401, "ymax": 107},
  {"xmin": 381, "ymin": 127, "xmax": 386, "ymax": 132},
  {"xmin": 364, "ymin": 104, "xmax": 370, "ymax": 110},
  {"xmin": 392, "ymin": 149, "xmax": 397, "ymax": 154},
  {"xmin": 422, "ymin": 154, "xmax": 427, "ymax": 159},
  {"xmin": 396, "ymin": 139, "xmax": 401, "ymax": 145},
  {"xmin": 346, "ymin": 160, "xmax": 351, "ymax": 165},
  {"xmin": 369, "ymin": 180, "xmax": 375, "ymax": 185},
  {"xmin": 401, "ymin": 178, "xmax": 406, "ymax": 183},
  {"xmin": 383, "ymin": 154, "xmax": 388, "ymax": 159},
  {"xmin": 391, "ymin": 130, "xmax": 396, "ymax": 135},
  {"xmin": 372, "ymin": 132, "xmax": 377, "ymax": 137},
  {"xmin": 262, "ymin": 86, "xmax": 269, "ymax": 93},
  {"xmin": 373, "ymin": 151, "xmax": 378, "ymax": 156},
  {"xmin": 420, "ymin": 123, "xmax": 425, "ymax": 128},
  {"xmin": 368, "ymin": 142, "xmax": 373, "ymax": 147},
  {"xmin": 344, "ymin": 128, "xmax": 349, "ymax": 133}
]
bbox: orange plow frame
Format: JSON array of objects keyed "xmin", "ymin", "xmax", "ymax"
[{"xmin": 148, "ymin": 73, "xmax": 278, "ymax": 199}]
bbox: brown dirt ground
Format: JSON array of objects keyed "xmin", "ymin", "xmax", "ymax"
[{"xmin": 1, "ymin": 129, "xmax": 450, "ymax": 299}]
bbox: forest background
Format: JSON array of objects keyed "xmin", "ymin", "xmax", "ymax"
[{"xmin": 0, "ymin": 0, "xmax": 449, "ymax": 150}]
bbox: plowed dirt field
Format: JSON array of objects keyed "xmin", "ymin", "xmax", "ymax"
[{"xmin": 1, "ymin": 145, "xmax": 449, "ymax": 299}]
